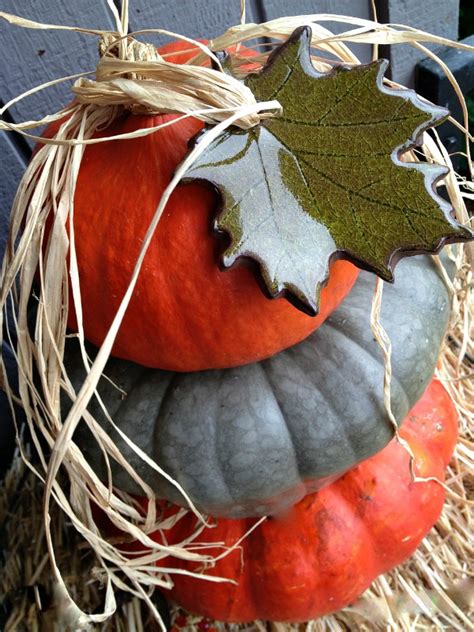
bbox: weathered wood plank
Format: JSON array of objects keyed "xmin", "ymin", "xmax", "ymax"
[
  {"xmin": 376, "ymin": 0, "xmax": 459, "ymax": 87},
  {"xmin": 127, "ymin": 0, "xmax": 255, "ymax": 42},
  {"xmin": 0, "ymin": 134, "xmax": 26, "ymax": 468},
  {"xmin": 0, "ymin": 0, "xmax": 116, "ymax": 145},
  {"xmin": 416, "ymin": 34, "xmax": 474, "ymax": 172},
  {"xmin": 257, "ymin": 0, "xmax": 374, "ymax": 63},
  {"xmin": 0, "ymin": 132, "xmax": 26, "ymax": 263},
  {"xmin": 0, "ymin": 341, "xmax": 22, "ymax": 475}
]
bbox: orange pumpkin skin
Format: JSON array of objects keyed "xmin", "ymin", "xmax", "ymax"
[
  {"xmin": 45, "ymin": 42, "xmax": 359, "ymax": 371},
  {"xmin": 154, "ymin": 380, "xmax": 457, "ymax": 622}
]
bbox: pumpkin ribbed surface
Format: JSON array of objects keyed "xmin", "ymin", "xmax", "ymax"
[
  {"xmin": 43, "ymin": 40, "xmax": 358, "ymax": 371},
  {"xmin": 158, "ymin": 379, "xmax": 457, "ymax": 622},
  {"xmin": 69, "ymin": 112, "xmax": 357, "ymax": 371},
  {"xmin": 72, "ymin": 256, "xmax": 451, "ymax": 518}
]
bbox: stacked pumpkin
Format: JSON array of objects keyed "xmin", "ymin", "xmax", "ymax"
[{"xmin": 61, "ymin": 35, "xmax": 464, "ymax": 623}]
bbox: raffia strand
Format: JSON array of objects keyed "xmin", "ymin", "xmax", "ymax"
[{"xmin": 0, "ymin": 3, "xmax": 472, "ymax": 629}]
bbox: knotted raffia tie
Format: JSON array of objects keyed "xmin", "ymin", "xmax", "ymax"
[{"xmin": 71, "ymin": 32, "xmax": 281, "ymax": 127}]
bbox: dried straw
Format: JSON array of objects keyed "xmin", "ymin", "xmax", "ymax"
[{"xmin": 0, "ymin": 0, "xmax": 472, "ymax": 629}]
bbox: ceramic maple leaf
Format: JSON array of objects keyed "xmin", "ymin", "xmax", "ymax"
[{"xmin": 184, "ymin": 26, "xmax": 472, "ymax": 314}]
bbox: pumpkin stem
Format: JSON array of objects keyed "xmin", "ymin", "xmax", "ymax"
[
  {"xmin": 98, "ymin": 33, "xmax": 161, "ymax": 66},
  {"xmin": 69, "ymin": 31, "xmax": 281, "ymax": 126}
]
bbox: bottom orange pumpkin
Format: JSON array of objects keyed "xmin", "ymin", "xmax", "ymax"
[{"xmin": 144, "ymin": 380, "xmax": 456, "ymax": 623}]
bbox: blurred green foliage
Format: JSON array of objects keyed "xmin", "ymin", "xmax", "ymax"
[
  {"xmin": 459, "ymin": 1, "xmax": 473, "ymax": 135},
  {"xmin": 459, "ymin": 0, "xmax": 474, "ymax": 39}
]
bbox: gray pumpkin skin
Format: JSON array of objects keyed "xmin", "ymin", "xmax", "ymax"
[{"xmin": 72, "ymin": 256, "xmax": 451, "ymax": 518}]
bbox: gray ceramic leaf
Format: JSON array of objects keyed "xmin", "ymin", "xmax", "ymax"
[
  {"xmin": 70, "ymin": 255, "xmax": 452, "ymax": 518},
  {"xmin": 183, "ymin": 27, "xmax": 471, "ymax": 314}
]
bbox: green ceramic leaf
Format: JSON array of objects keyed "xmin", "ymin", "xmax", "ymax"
[{"xmin": 184, "ymin": 26, "xmax": 473, "ymax": 314}]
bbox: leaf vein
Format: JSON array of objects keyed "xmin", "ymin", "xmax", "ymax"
[
  {"xmin": 253, "ymin": 139, "xmax": 312, "ymax": 294},
  {"xmin": 315, "ymin": 70, "xmax": 372, "ymax": 125},
  {"xmin": 268, "ymin": 59, "xmax": 297, "ymax": 102},
  {"xmin": 275, "ymin": 113, "xmax": 424, "ymax": 129}
]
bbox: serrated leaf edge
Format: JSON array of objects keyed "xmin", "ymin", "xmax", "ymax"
[{"xmin": 181, "ymin": 26, "xmax": 473, "ymax": 312}]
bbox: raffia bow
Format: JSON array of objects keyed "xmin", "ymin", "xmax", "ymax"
[{"xmin": 72, "ymin": 31, "xmax": 279, "ymax": 125}]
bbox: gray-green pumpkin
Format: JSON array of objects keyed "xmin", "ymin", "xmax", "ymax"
[{"xmin": 70, "ymin": 256, "xmax": 451, "ymax": 518}]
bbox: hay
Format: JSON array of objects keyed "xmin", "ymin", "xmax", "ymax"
[{"xmin": 0, "ymin": 0, "xmax": 473, "ymax": 629}]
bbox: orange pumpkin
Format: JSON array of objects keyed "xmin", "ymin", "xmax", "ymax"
[
  {"xmin": 152, "ymin": 380, "xmax": 456, "ymax": 622},
  {"xmin": 44, "ymin": 41, "xmax": 358, "ymax": 371}
]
